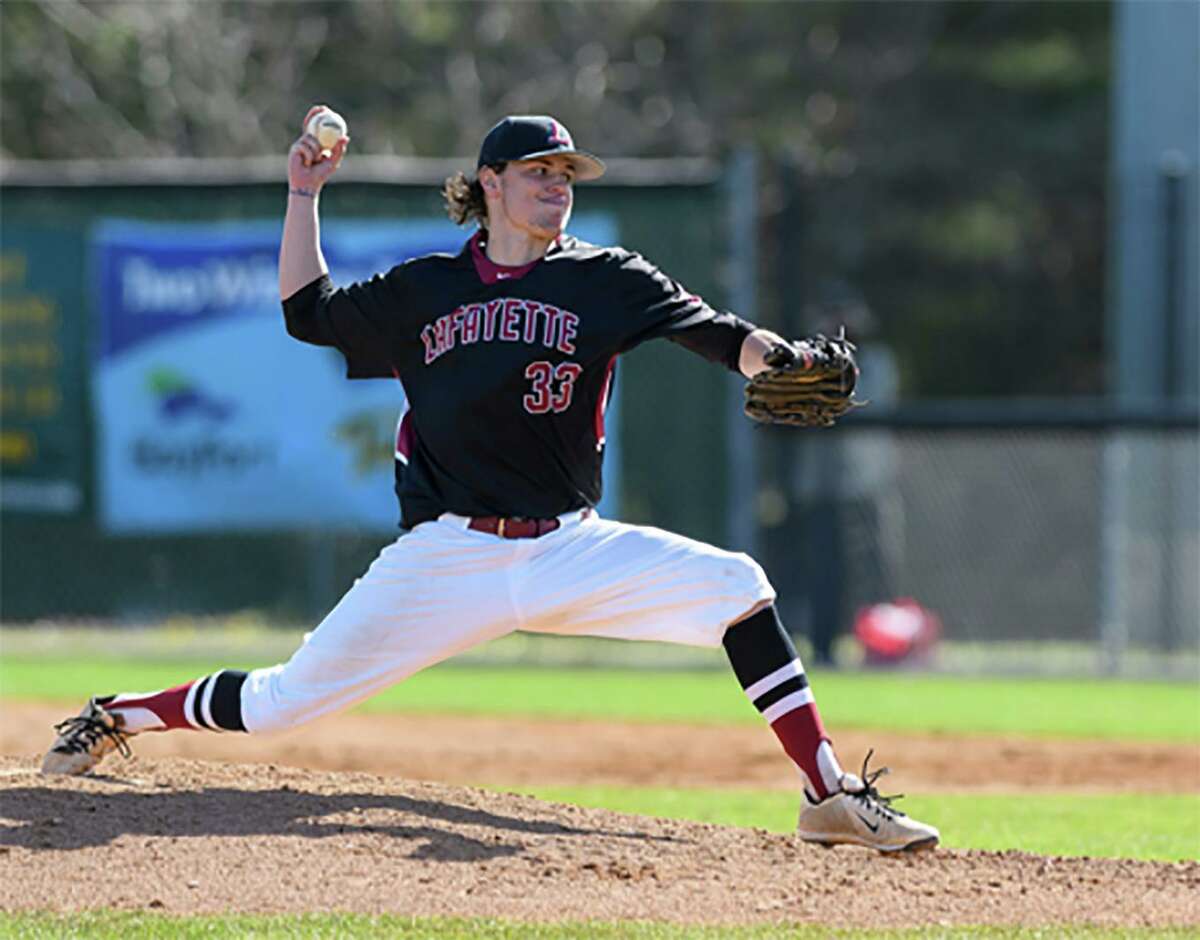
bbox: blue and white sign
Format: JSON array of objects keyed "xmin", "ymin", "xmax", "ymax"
[{"xmin": 91, "ymin": 215, "xmax": 619, "ymax": 533}]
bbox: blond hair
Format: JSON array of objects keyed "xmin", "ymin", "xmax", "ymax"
[{"xmin": 442, "ymin": 168, "xmax": 499, "ymax": 227}]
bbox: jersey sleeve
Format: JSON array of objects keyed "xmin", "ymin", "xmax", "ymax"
[
  {"xmin": 614, "ymin": 251, "xmax": 756, "ymax": 372},
  {"xmin": 281, "ymin": 269, "xmax": 405, "ymax": 379}
]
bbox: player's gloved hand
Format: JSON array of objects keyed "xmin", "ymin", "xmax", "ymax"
[
  {"xmin": 288, "ymin": 105, "xmax": 349, "ymax": 197},
  {"xmin": 744, "ymin": 328, "xmax": 862, "ymax": 428}
]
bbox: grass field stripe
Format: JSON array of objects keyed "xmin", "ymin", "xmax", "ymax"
[
  {"xmin": 761, "ymin": 687, "xmax": 814, "ymax": 723},
  {"xmin": 742, "ymin": 660, "xmax": 803, "ymax": 701},
  {"xmin": 3, "ymin": 657, "xmax": 1197, "ymax": 740}
]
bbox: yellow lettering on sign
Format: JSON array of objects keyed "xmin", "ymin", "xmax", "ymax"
[
  {"xmin": 0, "ymin": 253, "xmax": 28, "ymax": 286},
  {"xmin": 0, "ymin": 341, "xmax": 62, "ymax": 368},
  {"xmin": 23, "ymin": 385, "xmax": 61, "ymax": 417},
  {"xmin": 0, "ymin": 295, "xmax": 57, "ymax": 324},
  {"xmin": 0, "ymin": 430, "xmax": 35, "ymax": 463},
  {"xmin": 0, "ymin": 385, "xmax": 61, "ymax": 418}
]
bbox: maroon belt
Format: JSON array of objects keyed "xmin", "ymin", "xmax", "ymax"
[{"xmin": 468, "ymin": 516, "xmax": 560, "ymax": 539}]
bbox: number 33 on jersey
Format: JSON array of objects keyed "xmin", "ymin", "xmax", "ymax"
[{"xmin": 524, "ymin": 360, "xmax": 582, "ymax": 414}]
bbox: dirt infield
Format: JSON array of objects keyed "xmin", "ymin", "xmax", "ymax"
[
  {"xmin": 0, "ymin": 756, "xmax": 1197, "ymax": 927},
  {"xmin": 2, "ymin": 705, "xmax": 1199, "ymax": 927},
  {"xmin": 2, "ymin": 702, "xmax": 1197, "ymax": 794}
]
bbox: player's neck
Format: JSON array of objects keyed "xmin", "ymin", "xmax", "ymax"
[{"xmin": 482, "ymin": 223, "xmax": 556, "ymax": 267}]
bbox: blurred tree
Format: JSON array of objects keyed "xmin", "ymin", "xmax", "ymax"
[{"xmin": 0, "ymin": 0, "xmax": 1110, "ymax": 396}]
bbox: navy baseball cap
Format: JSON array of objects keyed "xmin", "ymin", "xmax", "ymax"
[{"xmin": 477, "ymin": 115, "xmax": 605, "ymax": 181}]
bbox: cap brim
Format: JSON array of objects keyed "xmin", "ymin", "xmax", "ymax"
[{"xmin": 515, "ymin": 148, "xmax": 606, "ymax": 182}]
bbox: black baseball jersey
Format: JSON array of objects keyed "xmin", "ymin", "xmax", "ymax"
[{"xmin": 283, "ymin": 230, "xmax": 754, "ymax": 528}]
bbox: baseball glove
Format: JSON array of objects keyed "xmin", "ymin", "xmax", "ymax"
[{"xmin": 744, "ymin": 330, "xmax": 862, "ymax": 428}]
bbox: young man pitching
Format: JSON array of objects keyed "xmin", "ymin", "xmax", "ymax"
[{"xmin": 43, "ymin": 110, "xmax": 938, "ymax": 853}]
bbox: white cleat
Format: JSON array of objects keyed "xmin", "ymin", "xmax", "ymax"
[
  {"xmin": 797, "ymin": 750, "xmax": 939, "ymax": 853},
  {"xmin": 41, "ymin": 698, "xmax": 133, "ymax": 776}
]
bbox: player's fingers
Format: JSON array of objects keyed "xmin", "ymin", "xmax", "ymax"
[
  {"xmin": 315, "ymin": 143, "xmax": 348, "ymax": 180},
  {"xmin": 296, "ymin": 135, "xmax": 322, "ymax": 163},
  {"xmin": 300, "ymin": 104, "xmax": 328, "ymax": 134},
  {"xmin": 290, "ymin": 138, "xmax": 319, "ymax": 168},
  {"xmin": 329, "ymin": 137, "xmax": 350, "ymax": 168}
]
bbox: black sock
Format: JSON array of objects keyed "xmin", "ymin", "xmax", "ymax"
[
  {"xmin": 723, "ymin": 605, "xmax": 840, "ymax": 800},
  {"xmin": 205, "ymin": 670, "xmax": 248, "ymax": 732},
  {"xmin": 722, "ymin": 605, "xmax": 799, "ymax": 688}
]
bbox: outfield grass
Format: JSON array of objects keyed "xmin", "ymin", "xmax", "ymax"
[
  {"xmin": 515, "ymin": 786, "xmax": 1200, "ymax": 862},
  {"xmin": 1, "ymin": 657, "xmax": 1196, "ymax": 741},
  {"xmin": 1, "ymin": 913, "xmax": 1196, "ymax": 939}
]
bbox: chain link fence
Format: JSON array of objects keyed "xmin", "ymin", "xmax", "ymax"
[
  {"xmin": 772, "ymin": 414, "xmax": 1199, "ymax": 679},
  {"xmin": 5, "ymin": 410, "xmax": 1195, "ymax": 680}
]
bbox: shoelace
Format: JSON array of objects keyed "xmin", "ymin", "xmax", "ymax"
[
  {"xmin": 52, "ymin": 714, "xmax": 132, "ymax": 759},
  {"xmin": 844, "ymin": 748, "xmax": 906, "ymax": 820}
]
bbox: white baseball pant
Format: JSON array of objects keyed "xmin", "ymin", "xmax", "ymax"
[{"xmin": 241, "ymin": 509, "xmax": 775, "ymax": 733}]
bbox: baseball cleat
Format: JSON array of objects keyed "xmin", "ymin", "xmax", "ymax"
[
  {"xmin": 41, "ymin": 697, "xmax": 133, "ymax": 776},
  {"xmin": 797, "ymin": 749, "xmax": 939, "ymax": 853}
]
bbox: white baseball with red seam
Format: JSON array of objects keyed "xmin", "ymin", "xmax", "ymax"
[{"xmin": 306, "ymin": 110, "xmax": 347, "ymax": 151}]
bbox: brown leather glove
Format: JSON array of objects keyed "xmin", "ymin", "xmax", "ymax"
[{"xmin": 744, "ymin": 330, "xmax": 862, "ymax": 428}]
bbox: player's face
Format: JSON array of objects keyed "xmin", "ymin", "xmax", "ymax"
[{"xmin": 492, "ymin": 156, "xmax": 576, "ymax": 238}]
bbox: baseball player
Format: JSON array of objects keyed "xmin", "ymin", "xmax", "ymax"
[{"xmin": 43, "ymin": 110, "xmax": 938, "ymax": 853}]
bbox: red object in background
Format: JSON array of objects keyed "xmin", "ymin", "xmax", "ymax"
[{"xmin": 854, "ymin": 599, "xmax": 942, "ymax": 665}]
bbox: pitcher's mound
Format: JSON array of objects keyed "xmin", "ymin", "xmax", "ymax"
[{"xmin": 0, "ymin": 757, "xmax": 1195, "ymax": 928}]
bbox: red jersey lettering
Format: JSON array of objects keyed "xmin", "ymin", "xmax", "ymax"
[
  {"xmin": 462, "ymin": 304, "xmax": 482, "ymax": 344},
  {"xmin": 499, "ymin": 300, "xmax": 522, "ymax": 342},
  {"xmin": 483, "ymin": 300, "xmax": 501, "ymax": 341},
  {"xmin": 557, "ymin": 311, "xmax": 579, "ymax": 354}
]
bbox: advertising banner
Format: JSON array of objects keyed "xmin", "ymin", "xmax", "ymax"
[
  {"xmin": 0, "ymin": 227, "xmax": 87, "ymax": 514},
  {"xmin": 91, "ymin": 215, "xmax": 618, "ymax": 533}
]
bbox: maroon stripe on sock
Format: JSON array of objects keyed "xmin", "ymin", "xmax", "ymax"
[
  {"xmin": 110, "ymin": 681, "xmax": 197, "ymax": 731},
  {"xmin": 769, "ymin": 702, "xmax": 832, "ymax": 800}
]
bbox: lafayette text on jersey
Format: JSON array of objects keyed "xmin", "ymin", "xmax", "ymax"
[{"xmin": 283, "ymin": 231, "xmax": 754, "ymax": 528}]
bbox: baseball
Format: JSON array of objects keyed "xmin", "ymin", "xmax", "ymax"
[{"xmin": 306, "ymin": 109, "xmax": 347, "ymax": 151}]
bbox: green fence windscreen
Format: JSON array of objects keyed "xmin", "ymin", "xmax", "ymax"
[{"xmin": 0, "ymin": 178, "xmax": 732, "ymax": 621}]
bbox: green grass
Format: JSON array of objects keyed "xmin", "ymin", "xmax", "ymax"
[
  {"xmin": 1, "ymin": 657, "xmax": 1197, "ymax": 741},
  {"xmin": 513, "ymin": 786, "xmax": 1200, "ymax": 862},
  {"xmin": 1, "ymin": 913, "xmax": 1195, "ymax": 939}
]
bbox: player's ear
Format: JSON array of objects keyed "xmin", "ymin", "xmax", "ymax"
[{"xmin": 479, "ymin": 164, "xmax": 505, "ymax": 196}]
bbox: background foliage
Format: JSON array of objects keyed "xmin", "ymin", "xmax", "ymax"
[{"xmin": 1, "ymin": 0, "xmax": 1111, "ymax": 397}]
